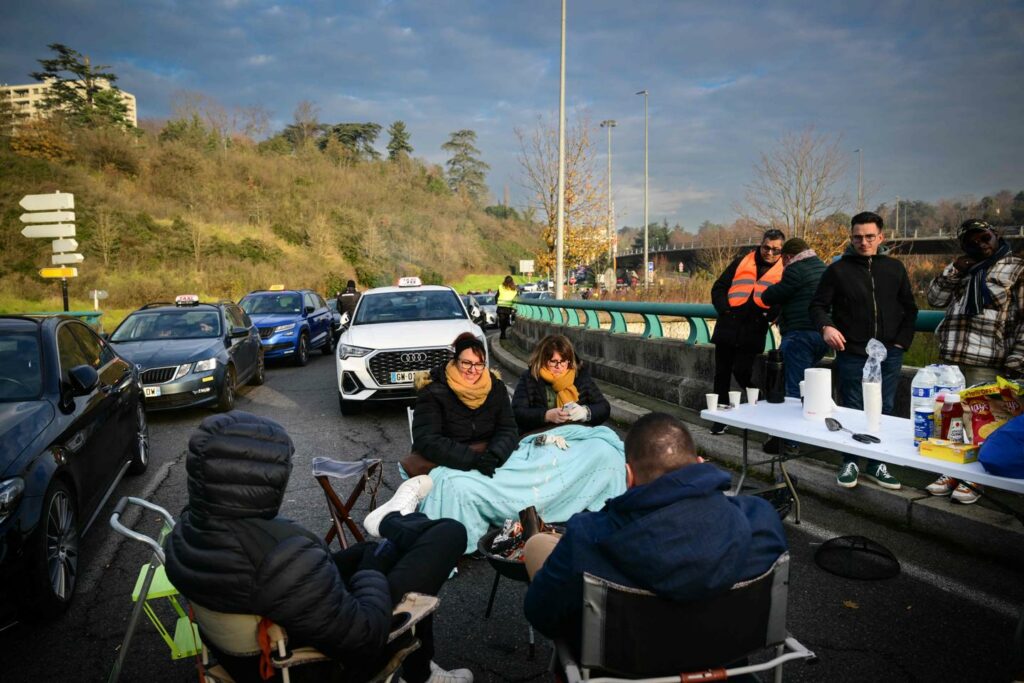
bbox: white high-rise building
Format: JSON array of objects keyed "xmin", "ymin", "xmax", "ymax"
[{"xmin": 0, "ymin": 79, "xmax": 137, "ymax": 126}]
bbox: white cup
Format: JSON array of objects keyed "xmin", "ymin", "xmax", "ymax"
[
  {"xmin": 799, "ymin": 381, "xmax": 805, "ymax": 397},
  {"xmin": 746, "ymin": 387, "xmax": 759, "ymax": 405},
  {"xmin": 705, "ymin": 393, "xmax": 718, "ymax": 411},
  {"xmin": 729, "ymin": 390, "xmax": 742, "ymax": 407}
]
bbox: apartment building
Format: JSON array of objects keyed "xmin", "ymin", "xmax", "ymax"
[{"xmin": 0, "ymin": 79, "xmax": 137, "ymax": 126}]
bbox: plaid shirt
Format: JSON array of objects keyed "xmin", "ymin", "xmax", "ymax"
[{"xmin": 926, "ymin": 254, "xmax": 1024, "ymax": 371}]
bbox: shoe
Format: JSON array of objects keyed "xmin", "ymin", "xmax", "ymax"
[
  {"xmin": 926, "ymin": 475, "xmax": 958, "ymax": 496},
  {"xmin": 864, "ymin": 463, "xmax": 902, "ymax": 490},
  {"xmin": 762, "ymin": 436, "xmax": 781, "ymax": 454},
  {"xmin": 951, "ymin": 482, "xmax": 982, "ymax": 504},
  {"xmin": 426, "ymin": 661, "xmax": 474, "ymax": 683},
  {"xmin": 836, "ymin": 461, "xmax": 859, "ymax": 488},
  {"xmin": 709, "ymin": 423, "xmax": 727, "ymax": 435},
  {"xmin": 363, "ymin": 475, "xmax": 433, "ymax": 537},
  {"xmin": 782, "ymin": 441, "xmax": 801, "ymax": 458}
]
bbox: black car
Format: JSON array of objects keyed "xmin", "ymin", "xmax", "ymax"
[
  {"xmin": 0, "ymin": 315, "xmax": 148, "ymax": 620},
  {"xmin": 108, "ymin": 295, "xmax": 264, "ymax": 412}
]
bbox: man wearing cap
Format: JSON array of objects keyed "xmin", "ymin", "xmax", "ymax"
[
  {"xmin": 923, "ymin": 219, "xmax": 1024, "ymax": 503},
  {"xmin": 337, "ymin": 280, "xmax": 361, "ymax": 326}
]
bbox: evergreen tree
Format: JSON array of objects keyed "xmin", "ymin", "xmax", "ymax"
[
  {"xmin": 386, "ymin": 120, "xmax": 413, "ymax": 161},
  {"xmin": 320, "ymin": 122, "xmax": 382, "ymax": 161},
  {"xmin": 30, "ymin": 43, "xmax": 131, "ymax": 128},
  {"xmin": 442, "ymin": 129, "xmax": 489, "ymax": 202}
]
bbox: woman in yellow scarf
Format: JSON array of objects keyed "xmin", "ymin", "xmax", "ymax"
[{"xmin": 512, "ymin": 334, "xmax": 610, "ymax": 434}]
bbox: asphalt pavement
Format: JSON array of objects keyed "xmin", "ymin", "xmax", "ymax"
[{"xmin": 1, "ymin": 351, "xmax": 1021, "ymax": 682}]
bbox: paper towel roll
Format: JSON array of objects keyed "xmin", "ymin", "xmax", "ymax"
[{"xmin": 803, "ymin": 368, "xmax": 833, "ymax": 421}]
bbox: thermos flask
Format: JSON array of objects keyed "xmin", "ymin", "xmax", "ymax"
[{"xmin": 765, "ymin": 349, "xmax": 786, "ymax": 403}]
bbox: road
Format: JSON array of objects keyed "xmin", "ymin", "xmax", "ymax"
[{"xmin": 1, "ymin": 351, "xmax": 1021, "ymax": 682}]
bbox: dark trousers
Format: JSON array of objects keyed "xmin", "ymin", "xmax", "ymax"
[
  {"xmin": 834, "ymin": 348, "xmax": 904, "ymax": 467},
  {"xmin": 498, "ymin": 306, "xmax": 514, "ymax": 339},
  {"xmin": 713, "ymin": 343, "xmax": 758, "ymax": 404}
]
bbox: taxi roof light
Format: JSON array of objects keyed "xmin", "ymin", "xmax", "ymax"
[
  {"xmin": 175, "ymin": 294, "xmax": 200, "ymax": 306},
  {"xmin": 397, "ymin": 276, "xmax": 422, "ymax": 288},
  {"xmin": 268, "ymin": 284, "xmax": 285, "ymax": 291}
]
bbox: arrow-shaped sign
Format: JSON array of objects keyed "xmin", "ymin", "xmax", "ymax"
[
  {"xmin": 51, "ymin": 238, "xmax": 79, "ymax": 253},
  {"xmin": 52, "ymin": 253, "xmax": 84, "ymax": 265},
  {"xmin": 20, "ymin": 192, "xmax": 74, "ymax": 212},
  {"xmin": 40, "ymin": 267, "xmax": 78, "ymax": 278},
  {"xmin": 21, "ymin": 224, "xmax": 77, "ymax": 239},
  {"xmin": 21, "ymin": 211, "xmax": 75, "ymax": 224}
]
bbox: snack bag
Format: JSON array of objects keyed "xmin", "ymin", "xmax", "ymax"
[{"xmin": 962, "ymin": 377, "xmax": 1023, "ymax": 446}]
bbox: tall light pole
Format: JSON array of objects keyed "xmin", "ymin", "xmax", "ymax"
[
  {"xmin": 554, "ymin": 0, "xmax": 567, "ymax": 300},
  {"xmin": 854, "ymin": 148, "xmax": 863, "ymax": 212},
  {"xmin": 600, "ymin": 119, "xmax": 616, "ymax": 282},
  {"xmin": 637, "ymin": 89, "xmax": 649, "ymax": 286},
  {"xmin": 895, "ymin": 195, "xmax": 900, "ymax": 236}
]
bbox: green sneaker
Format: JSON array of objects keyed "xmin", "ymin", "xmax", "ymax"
[
  {"xmin": 836, "ymin": 461, "xmax": 859, "ymax": 488},
  {"xmin": 865, "ymin": 463, "xmax": 901, "ymax": 490}
]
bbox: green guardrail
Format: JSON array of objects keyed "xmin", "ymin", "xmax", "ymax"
[{"xmin": 514, "ymin": 298, "xmax": 944, "ymax": 351}]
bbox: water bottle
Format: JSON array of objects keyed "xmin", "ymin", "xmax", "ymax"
[
  {"xmin": 911, "ymin": 366, "xmax": 936, "ymax": 445},
  {"xmin": 764, "ymin": 349, "xmax": 786, "ymax": 403}
]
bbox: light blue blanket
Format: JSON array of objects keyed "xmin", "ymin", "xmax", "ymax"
[{"xmin": 418, "ymin": 424, "xmax": 627, "ymax": 554}]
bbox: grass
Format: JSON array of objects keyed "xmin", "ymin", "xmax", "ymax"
[
  {"xmin": 2, "ymin": 293, "xmax": 143, "ymax": 332},
  {"xmin": 449, "ymin": 273, "xmax": 530, "ymax": 293}
]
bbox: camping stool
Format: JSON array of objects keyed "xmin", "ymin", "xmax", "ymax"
[{"xmin": 313, "ymin": 457, "xmax": 383, "ymax": 549}]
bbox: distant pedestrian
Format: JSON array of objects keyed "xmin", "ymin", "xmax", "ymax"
[
  {"xmin": 497, "ymin": 276, "xmax": 517, "ymax": 340},
  {"xmin": 337, "ymin": 280, "xmax": 361, "ymax": 326}
]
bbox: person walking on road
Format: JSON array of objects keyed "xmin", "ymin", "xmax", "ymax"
[
  {"xmin": 924, "ymin": 219, "xmax": 1024, "ymax": 503},
  {"xmin": 708, "ymin": 228, "xmax": 785, "ymax": 434},
  {"xmin": 337, "ymin": 280, "xmax": 361, "ymax": 326},
  {"xmin": 496, "ymin": 276, "xmax": 517, "ymax": 340},
  {"xmin": 809, "ymin": 212, "xmax": 918, "ymax": 490}
]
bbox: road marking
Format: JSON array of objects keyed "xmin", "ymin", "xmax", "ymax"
[{"xmin": 790, "ymin": 519, "xmax": 1018, "ymax": 620}]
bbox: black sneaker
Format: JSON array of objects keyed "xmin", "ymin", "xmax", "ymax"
[
  {"xmin": 709, "ymin": 423, "xmax": 727, "ymax": 435},
  {"xmin": 762, "ymin": 436, "xmax": 781, "ymax": 454}
]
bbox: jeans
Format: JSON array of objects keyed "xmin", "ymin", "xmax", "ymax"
[
  {"xmin": 779, "ymin": 330, "xmax": 830, "ymax": 399},
  {"xmin": 834, "ymin": 347, "xmax": 904, "ymax": 468}
]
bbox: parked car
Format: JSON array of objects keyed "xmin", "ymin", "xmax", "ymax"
[
  {"xmin": 108, "ymin": 295, "xmax": 264, "ymax": 412},
  {"xmin": 239, "ymin": 286, "xmax": 334, "ymax": 366},
  {"xmin": 0, "ymin": 315, "xmax": 148, "ymax": 620},
  {"xmin": 460, "ymin": 294, "xmax": 487, "ymax": 328},
  {"xmin": 325, "ymin": 299, "xmax": 344, "ymax": 343},
  {"xmin": 470, "ymin": 293, "xmax": 498, "ymax": 329},
  {"xmin": 520, "ymin": 291, "xmax": 554, "ymax": 300}
]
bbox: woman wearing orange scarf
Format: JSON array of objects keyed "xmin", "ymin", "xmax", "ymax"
[{"xmin": 512, "ymin": 334, "xmax": 610, "ymax": 434}]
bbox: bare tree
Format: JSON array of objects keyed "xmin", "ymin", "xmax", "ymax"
[
  {"xmin": 93, "ymin": 207, "xmax": 119, "ymax": 267},
  {"xmin": 741, "ymin": 127, "xmax": 850, "ymax": 238}
]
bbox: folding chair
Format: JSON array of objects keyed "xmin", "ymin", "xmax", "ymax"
[
  {"xmin": 313, "ymin": 457, "xmax": 383, "ymax": 549},
  {"xmin": 554, "ymin": 553, "xmax": 816, "ymax": 683}
]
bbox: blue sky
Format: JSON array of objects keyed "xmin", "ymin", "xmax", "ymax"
[{"xmin": 3, "ymin": 0, "xmax": 1023, "ymax": 228}]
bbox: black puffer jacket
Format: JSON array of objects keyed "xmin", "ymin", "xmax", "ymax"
[
  {"xmin": 511, "ymin": 364, "xmax": 611, "ymax": 433},
  {"xmin": 411, "ymin": 365, "xmax": 519, "ymax": 469},
  {"xmin": 164, "ymin": 412, "xmax": 392, "ymax": 664}
]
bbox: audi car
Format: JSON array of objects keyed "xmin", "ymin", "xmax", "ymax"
[
  {"xmin": 239, "ymin": 287, "xmax": 334, "ymax": 366},
  {"xmin": 335, "ymin": 277, "xmax": 485, "ymax": 414}
]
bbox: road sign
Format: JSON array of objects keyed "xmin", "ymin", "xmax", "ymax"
[
  {"xmin": 51, "ymin": 238, "xmax": 79, "ymax": 252},
  {"xmin": 39, "ymin": 267, "xmax": 78, "ymax": 278},
  {"xmin": 21, "ymin": 224, "xmax": 77, "ymax": 238},
  {"xmin": 20, "ymin": 211, "xmax": 75, "ymax": 224},
  {"xmin": 52, "ymin": 253, "xmax": 84, "ymax": 265},
  {"xmin": 519, "ymin": 259, "xmax": 535, "ymax": 274},
  {"xmin": 20, "ymin": 192, "xmax": 74, "ymax": 212},
  {"xmin": 648, "ymin": 261, "xmax": 654, "ymax": 271},
  {"xmin": 89, "ymin": 290, "xmax": 109, "ymax": 300}
]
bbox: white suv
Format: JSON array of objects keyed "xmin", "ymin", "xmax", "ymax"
[{"xmin": 335, "ymin": 279, "xmax": 485, "ymax": 414}]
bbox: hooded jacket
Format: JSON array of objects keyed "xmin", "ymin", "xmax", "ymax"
[
  {"xmin": 523, "ymin": 463, "xmax": 787, "ymax": 650},
  {"xmin": 711, "ymin": 250, "xmax": 782, "ymax": 350},
  {"xmin": 164, "ymin": 412, "xmax": 392, "ymax": 665},
  {"xmin": 511, "ymin": 363, "xmax": 611, "ymax": 433},
  {"xmin": 761, "ymin": 254, "xmax": 827, "ymax": 334}
]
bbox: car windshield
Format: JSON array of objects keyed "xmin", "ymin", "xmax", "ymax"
[
  {"xmin": 240, "ymin": 294, "xmax": 303, "ymax": 315},
  {"xmin": 0, "ymin": 330, "xmax": 43, "ymax": 401},
  {"xmin": 474, "ymin": 294, "xmax": 496, "ymax": 306},
  {"xmin": 111, "ymin": 310, "xmax": 222, "ymax": 341},
  {"xmin": 354, "ymin": 290, "xmax": 467, "ymax": 325}
]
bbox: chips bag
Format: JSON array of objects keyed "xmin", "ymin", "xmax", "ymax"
[{"xmin": 961, "ymin": 377, "xmax": 1022, "ymax": 446}]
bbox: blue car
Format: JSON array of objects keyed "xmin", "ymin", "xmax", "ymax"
[{"xmin": 239, "ymin": 288, "xmax": 334, "ymax": 366}]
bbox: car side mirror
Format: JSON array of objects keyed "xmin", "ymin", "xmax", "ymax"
[
  {"xmin": 67, "ymin": 364, "xmax": 99, "ymax": 396},
  {"xmin": 305, "ymin": 306, "xmax": 316, "ymax": 315}
]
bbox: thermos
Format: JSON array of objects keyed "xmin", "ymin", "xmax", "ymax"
[{"xmin": 765, "ymin": 349, "xmax": 786, "ymax": 404}]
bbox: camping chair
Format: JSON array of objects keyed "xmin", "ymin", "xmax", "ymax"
[
  {"xmin": 313, "ymin": 457, "xmax": 383, "ymax": 549},
  {"xmin": 554, "ymin": 553, "xmax": 815, "ymax": 683}
]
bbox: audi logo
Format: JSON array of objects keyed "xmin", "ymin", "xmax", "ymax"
[{"xmin": 401, "ymin": 352, "xmax": 428, "ymax": 363}]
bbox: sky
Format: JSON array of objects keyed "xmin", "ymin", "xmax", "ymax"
[{"xmin": 3, "ymin": 0, "xmax": 1024, "ymax": 229}]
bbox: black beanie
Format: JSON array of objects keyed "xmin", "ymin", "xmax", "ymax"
[{"xmin": 781, "ymin": 238, "xmax": 810, "ymax": 256}]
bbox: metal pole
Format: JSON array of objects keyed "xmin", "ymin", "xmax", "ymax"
[
  {"xmin": 601, "ymin": 119, "xmax": 616, "ymax": 287},
  {"xmin": 637, "ymin": 90, "xmax": 649, "ymax": 286},
  {"xmin": 555, "ymin": 0, "xmax": 567, "ymax": 300},
  {"xmin": 855, "ymin": 148, "xmax": 863, "ymax": 212},
  {"xmin": 895, "ymin": 196, "xmax": 900, "ymax": 236},
  {"xmin": 61, "ymin": 278, "xmax": 69, "ymax": 312}
]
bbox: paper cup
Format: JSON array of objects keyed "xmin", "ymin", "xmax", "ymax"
[
  {"xmin": 729, "ymin": 390, "xmax": 742, "ymax": 407},
  {"xmin": 799, "ymin": 381, "xmax": 805, "ymax": 397},
  {"xmin": 746, "ymin": 387, "xmax": 759, "ymax": 405},
  {"xmin": 705, "ymin": 393, "xmax": 718, "ymax": 411}
]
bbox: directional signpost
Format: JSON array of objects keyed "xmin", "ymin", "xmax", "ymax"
[{"xmin": 19, "ymin": 192, "xmax": 79, "ymax": 311}]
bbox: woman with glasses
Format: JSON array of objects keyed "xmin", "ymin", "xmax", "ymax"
[{"xmin": 512, "ymin": 334, "xmax": 610, "ymax": 434}]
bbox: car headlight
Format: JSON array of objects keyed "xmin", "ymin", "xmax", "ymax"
[
  {"xmin": 340, "ymin": 344, "xmax": 372, "ymax": 359},
  {"xmin": 193, "ymin": 358, "xmax": 218, "ymax": 373},
  {"xmin": 272, "ymin": 323, "xmax": 296, "ymax": 335},
  {"xmin": 174, "ymin": 363, "xmax": 193, "ymax": 380},
  {"xmin": 0, "ymin": 478, "xmax": 25, "ymax": 524}
]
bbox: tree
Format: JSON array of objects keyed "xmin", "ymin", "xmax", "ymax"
[
  {"xmin": 741, "ymin": 127, "xmax": 849, "ymax": 238},
  {"xmin": 321, "ymin": 122, "xmax": 382, "ymax": 162},
  {"xmin": 386, "ymin": 120, "xmax": 413, "ymax": 161},
  {"xmin": 283, "ymin": 100, "xmax": 327, "ymax": 150},
  {"xmin": 443, "ymin": 129, "xmax": 490, "ymax": 202},
  {"xmin": 30, "ymin": 43, "xmax": 130, "ymax": 128}
]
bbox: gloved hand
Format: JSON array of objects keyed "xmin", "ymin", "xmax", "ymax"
[
  {"xmin": 534, "ymin": 434, "xmax": 569, "ymax": 450},
  {"xmin": 564, "ymin": 403, "xmax": 590, "ymax": 422},
  {"xmin": 475, "ymin": 451, "xmax": 503, "ymax": 478}
]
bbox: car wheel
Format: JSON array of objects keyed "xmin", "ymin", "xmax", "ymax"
[
  {"xmin": 294, "ymin": 334, "xmax": 310, "ymax": 367},
  {"xmin": 128, "ymin": 402, "xmax": 150, "ymax": 475},
  {"xmin": 216, "ymin": 366, "xmax": 236, "ymax": 412},
  {"xmin": 24, "ymin": 480, "xmax": 79, "ymax": 621},
  {"xmin": 338, "ymin": 392, "xmax": 361, "ymax": 416},
  {"xmin": 249, "ymin": 350, "xmax": 266, "ymax": 386},
  {"xmin": 321, "ymin": 332, "xmax": 335, "ymax": 356}
]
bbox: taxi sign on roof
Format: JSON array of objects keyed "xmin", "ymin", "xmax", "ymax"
[
  {"xmin": 175, "ymin": 294, "xmax": 200, "ymax": 306},
  {"xmin": 397, "ymin": 276, "xmax": 422, "ymax": 287},
  {"xmin": 268, "ymin": 284, "xmax": 285, "ymax": 291}
]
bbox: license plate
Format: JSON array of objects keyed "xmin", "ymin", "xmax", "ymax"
[
  {"xmin": 143, "ymin": 386, "xmax": 161, "ymax": 398},
  {"xmin": 390, "ymin": 371, "xmax": 416, "ymax": 384}
]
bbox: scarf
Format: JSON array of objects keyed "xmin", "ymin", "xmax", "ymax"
[
  {"xmin": 962, "ymin": 241, "xmax": 1011, "ymax": 317},
  {"xmin": 785, "ymin": 248, "xmax": 818, "ymax": 267},
  {"xmin": 539, "ymin": 367, "xmax": 579, "ymax": 407},
  {"xmin": 445, "ymin": 361, "xmax": 492, "ymax": 409}
]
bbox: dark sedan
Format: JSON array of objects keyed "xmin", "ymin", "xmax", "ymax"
[{"xmin": 0, "ymin": 315, "xmax": 148, "ymax": 620}]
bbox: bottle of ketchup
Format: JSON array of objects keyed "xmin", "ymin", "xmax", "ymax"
[{"xmin": 940, "ymin": 393, "xmax": 965, "ymax": 443}]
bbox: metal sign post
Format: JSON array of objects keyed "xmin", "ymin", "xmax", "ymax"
[{"xmin": 20, "ymin": 192, "xmax": 79, "ymax": 311}]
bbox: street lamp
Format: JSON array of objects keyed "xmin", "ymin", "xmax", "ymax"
[
  {"xmin": 600, "ymin": 119, "xmax": 616, "ymax": 282},
  {"xmin": 854, "ymin": 148, "xmax": 863, "ymax": 212},
  {"xmin": 636, "ymin": 89, "xmax": 649, "ymax": 286},
  {"xmin": 555, "ymin": 0, "xmax": 567, "ymax": 300}
]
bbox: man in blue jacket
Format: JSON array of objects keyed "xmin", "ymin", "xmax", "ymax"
[{"xmin": 522, "ymin": 412, "xmax": 788, "ymax": 655}]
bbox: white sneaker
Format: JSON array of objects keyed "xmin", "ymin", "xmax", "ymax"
[
  {"xmin": 951, "ymin": 482, "xmax": 982, "ymax": 504},
  {"xmin": 428, "ymin": 660, "xmax": 474, "ymax": 683},
  {"xmin": 926, "ymin": 475, "xmax": 957, "ymax": 496},
  {"xmin": 363, "ymin": 475, "xmax": 433, "ymax": 537}
]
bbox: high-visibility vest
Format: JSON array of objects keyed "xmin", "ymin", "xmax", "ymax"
[
  {"xmin": 497, "ymin": 286, "xmax": 517, "ymax": 307},
  {"xmin": 727, "ymin": 252, "xmax": 783, "ymax": 309}
]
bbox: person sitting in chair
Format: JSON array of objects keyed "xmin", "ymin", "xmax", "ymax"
[
  {"xmin": 164, "ymin": 411, "xmax": 472, "ymax": 683},
  {"xmin": 522, "ymin": 412, "xmax": 788, "ymax": 655}
]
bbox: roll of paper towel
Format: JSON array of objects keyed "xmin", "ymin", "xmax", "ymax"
[{"xmin": 803, "ymin": 368, "xmax": 833, "ymax": 421}]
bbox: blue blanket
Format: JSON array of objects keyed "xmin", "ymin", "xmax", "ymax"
[{"xmin": 418, "ymin": 424, "xmax": 627, "ymax": 553}]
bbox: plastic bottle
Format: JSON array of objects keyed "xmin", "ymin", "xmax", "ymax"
[
  {"xmin": 911, "ymin": 366, "xmax": 936, "ymax": 445},
  {"xmin": 932, "ymin": 365, "xmax": 965, "ymax": 433},
  {"xmin": 940, "ymin": 394, "xmax": 966, "ymax": 443},
  {"xmin": 764, "ymin": 350, "xmax": 786, "ymax": 404}
]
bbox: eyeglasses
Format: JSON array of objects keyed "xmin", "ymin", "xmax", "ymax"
[
  {"xmin": 546, "ymin": 358, "xmax": 571, "ymax": 368},
  {"xmin": 851, "ymin": 233, "xmax": 880, "ymax": 243},
  {"xmin": 457, "ymin": 360, "xmax": 486, "ymax": 371},
  {"xmin": 761, "ymin": 246, "xmax": 782, "ymax": 255}
]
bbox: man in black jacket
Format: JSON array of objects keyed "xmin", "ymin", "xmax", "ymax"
[
  {"xmin": 337, "ymin": 280, "xmax": 361, "ymax": 325},
  {"xmin": 809, "ymin": 212, "xmax": 918, "ymax": 490},
  {"xmin": 164, "ymin": 411, "xmax": 470, "ymax": 683}
]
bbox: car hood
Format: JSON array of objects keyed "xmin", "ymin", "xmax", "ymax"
[
  {"xmin": 343, "ymin": 319, "xmax": 481, "ymax": 350},
  {"xmin": 111, "ymin": 339, "xmax": 225, "ymax": 368},
  {"xmin": 248, "ymin": 313, "xmax": 301, "ymax": 328},
  {"xmin": 0, "ymin": 400, "xmax": 54, "ymax": 477}
]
